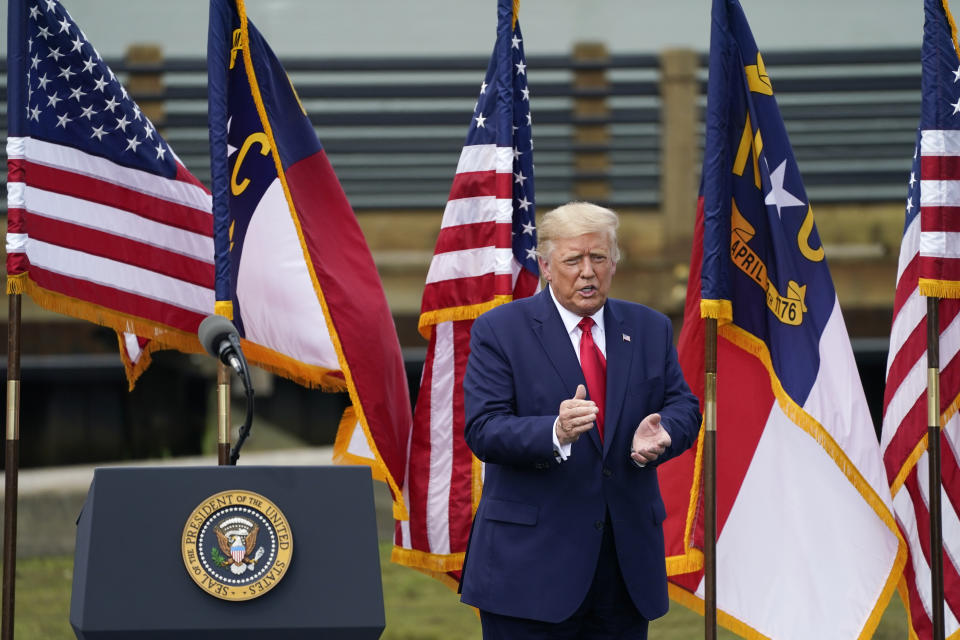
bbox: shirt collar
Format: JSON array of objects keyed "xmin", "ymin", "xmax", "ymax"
[{"xmin": 547, "ymin": 284, "xmax": 605, "ymax": 336}]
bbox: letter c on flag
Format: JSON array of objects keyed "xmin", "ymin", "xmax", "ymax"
[{"xmin": 231, "ymin": 132, "xmax": 271, "ymax": 196}]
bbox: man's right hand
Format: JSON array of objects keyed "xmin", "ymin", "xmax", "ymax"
[{"xmin": 556, "ymin": 384, "xmax": 597, "ymax": 445}]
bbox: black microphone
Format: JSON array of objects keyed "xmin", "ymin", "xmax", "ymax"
[{"xmin": 198, "ymin": 315, "xmax": 247, "ymax": 378}]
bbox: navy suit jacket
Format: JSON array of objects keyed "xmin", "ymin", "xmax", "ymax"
[{"xmin": 459, "ymin": 288, "xmax": 701, "ymax": 623}]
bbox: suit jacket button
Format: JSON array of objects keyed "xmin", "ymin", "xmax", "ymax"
[
  {"xmin": 602, "ymin": 467, "xmax": 612, "ymax": 477},
  {"xmin": 595, "ymin": 520, "xmax": 604, "ymax": 530}
]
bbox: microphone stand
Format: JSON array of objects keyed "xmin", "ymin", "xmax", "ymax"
[{"xmin": 224, "ymin": 333, "xmax": 255, "ymax": 466}]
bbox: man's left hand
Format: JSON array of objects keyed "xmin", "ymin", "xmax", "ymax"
[{"xmin": 630, "ymin": 413, "xmax": 671, "ymax": 465}]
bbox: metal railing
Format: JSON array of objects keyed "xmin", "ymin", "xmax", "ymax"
[{"xmin": 0, "ymin": 46, "xmax": 921, "ymax": 211}]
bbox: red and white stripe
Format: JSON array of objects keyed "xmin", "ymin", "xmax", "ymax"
[
  {"xmin": 920, "ymin": 130, "xmax": 960, "ymax": 286},
  {"xmin": 6, "ymin": 136, "xmax": 214, "ymax": 336},
  {"xmin": 420, "ymin": 143, "xmax": 520, "ymax": 314},
  {"xmin": 882, "ymin": 130, "xmax": 960, "ymax": 640},
  {"xmin": 395, "ymin": 141, "xmax": 534, "ymax": 572}
]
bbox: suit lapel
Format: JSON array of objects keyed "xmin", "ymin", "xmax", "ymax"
[
  {"xmin": 531, "ymin": 290, "xmax": 603, "ymax": 455},
  {"xmin": 602, "ymin": 302, "xmax": 633, "ymax": 459},
  {"xmin": 531, "ymin": 289, "xmax": 583, "ymax": 395}
]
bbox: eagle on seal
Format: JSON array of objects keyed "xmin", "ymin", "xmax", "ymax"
[{"xmin": 216, "ymin": 524, "xmax": 260, "ymax": 567}]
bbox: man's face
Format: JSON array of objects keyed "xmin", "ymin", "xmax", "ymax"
[{"xmin": 539, "ymin": 232, "xmax": 616, "ymax": 317}]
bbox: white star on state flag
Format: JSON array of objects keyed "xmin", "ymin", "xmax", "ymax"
[{"xmin": 764, "ymin": 159, "xmax": 805, "ymax": 218}]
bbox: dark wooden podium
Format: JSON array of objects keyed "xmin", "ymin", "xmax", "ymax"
[{"xmin": 70, "ymin": 466, "xmax": 384, "ymax": 639}]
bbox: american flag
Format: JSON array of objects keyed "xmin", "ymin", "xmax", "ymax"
[
  {"xmin": 881, "ymin": 1, "xmax": 960, "ymax": 637},
  {"xmin": 6, "ymin": 0, "xmax": 213, "ymax": 383},
  {"xmin": 391, "ymin": 0, "xmax": 539, "ymax": 585}
]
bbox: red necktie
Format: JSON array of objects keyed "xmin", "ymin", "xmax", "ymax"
[{"xmin": 577, "ymin": 317, "xmax": 606, "ymax": 441}]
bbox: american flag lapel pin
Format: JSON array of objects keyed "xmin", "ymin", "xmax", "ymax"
[{"xmin": 622, "ymin": 333, "xmax": 631, "ymax": 342}]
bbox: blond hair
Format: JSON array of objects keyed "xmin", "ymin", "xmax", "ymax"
[{"xmin": 537, "ymin": 201, "xmax": 621, "ymax": 263}]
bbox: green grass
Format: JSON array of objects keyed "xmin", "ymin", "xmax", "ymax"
[{"xmin": 2, "ymin": 547, "xmax": 910, "ymax": 639}]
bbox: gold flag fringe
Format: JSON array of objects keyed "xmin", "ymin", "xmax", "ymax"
[
  {"xmin": 699, "ymin": 298, "xmax": 732, "ymax": 324},
  {"xmin": 417, "ymin": 296, "xmax": 514, "ymax": 339},
  {"xmin": 919, "ymin": 278, "xmax": 960, "ymax": 299}
]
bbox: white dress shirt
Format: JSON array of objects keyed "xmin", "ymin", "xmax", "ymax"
[{"xmin": 547, "ymin": 285, "xmax": 605, "ymax": 461}]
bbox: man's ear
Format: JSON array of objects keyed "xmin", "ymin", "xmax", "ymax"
[{"xmin": 537, "ymin": 256, "xmax": 550, "ymax": 281}]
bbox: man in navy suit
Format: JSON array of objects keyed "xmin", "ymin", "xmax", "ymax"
[{"xmin": 460, "ymin": 202, "xmax": 701, "ymax": 639}]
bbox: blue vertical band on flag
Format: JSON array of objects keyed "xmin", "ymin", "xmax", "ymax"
[
  {"xmin": 700, "ymin": 0, "xmax": 734, "ymax": 312},
  {"xmin": 208, "ymin": 0, "xmax": 233, "ymax": 310},
  {"xmin": 702, "ymin": 0, "xmax": 834, "ymax": 406},
  {"xmin": 7, "ymin": 0, "xmax": 27, "ymax": 137}
]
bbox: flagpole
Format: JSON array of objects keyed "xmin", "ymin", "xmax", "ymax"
[
  {"xmin": 704, "ymin": 317, "xmax": 718, "ymax": 640},
  {"xmin": 2, "ymin": 294, "xmax": 22, "ymax": 640},
  {"xmin": 927, "ymin": 296, "xmax": 945, "ymax": 640},
  {"xmin": 217, "ymin": 362, "xmax": 231, "ymax": 466}
]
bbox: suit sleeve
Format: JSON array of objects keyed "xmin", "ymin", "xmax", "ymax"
[
  {"xmin": 655, "ymin": 316, "xmax": 702, "ymax": 465},
  {"xmin": 463, "ymin": 313, "xmax": 559, "ymax": 468}
]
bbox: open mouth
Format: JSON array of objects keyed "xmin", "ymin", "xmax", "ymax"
[{"xmin": 578, "ymin": 285, "xmax": 597, "ymax": 296}]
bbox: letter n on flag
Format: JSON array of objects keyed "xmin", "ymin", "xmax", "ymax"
[
  {"xmin": 660, "ymin": 0, "xmax": 907, "ymax": 637},
  {"xmin": 881, "ymin": 1, "xmax": 960, "ymax": 637},
  {"xmin": 6, "ymin": 0, "xmax": 215, "ymax": 386},
  {"xmin": 207, "ymin": 0, "xmax": 412, "ymax": 518},
  {"xmin": 390, "ymin": 0, "xmax": 540, "ymax": 586}
]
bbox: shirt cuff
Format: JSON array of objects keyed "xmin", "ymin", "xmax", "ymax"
[{"xmin": 552, "ymin": 417, "xmax": 571, "ymax": 462}]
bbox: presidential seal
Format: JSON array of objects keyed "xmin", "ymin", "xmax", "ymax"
[{"xmin": 181, "ymin": 490, "xmax": 293, "ymax": 601}]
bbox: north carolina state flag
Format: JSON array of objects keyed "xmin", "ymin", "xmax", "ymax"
[
  {"xmin": 659, "ymin": 1, "xmax": 906, "ymax": 638},
  {"xmin": 208, "ymin": 0, "xmax": 412, "ymax": 518}
]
